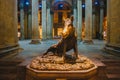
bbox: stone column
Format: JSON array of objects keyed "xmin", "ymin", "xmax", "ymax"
[
  {"xmin": 30, "ymin": 0, "xmax": 40, "ymax": 44},
  {"xmin": 77, "ymin": 0, "xmax": 82, "ymax": 41},
  {"xmin": 28, "ymin": 1, "xmax": 32, "ymax": 39},
  {"xmin": 104, "ymin": 0, "xmax": 120, "ymax": 55},
  {"xmin": 0, "ymin": 0, "xmax": 19, "ymax": 55},
  {"xmin": 83, "ymin": 0, "xmax": 93, "ymax": 44},
  {"xmin": 24, "ymin": 10, "xmax": 28, "ymax": 39},
  {"xmin": 96, "ymin": 12, "xmax": 100, "ymax": 39},
  {"xmin": 28, "ymin": 10, "xmax": 32, "ymax": 39},
  {"xmin": 20, "ymin": 0, "xmax": 25, "ymax": 40},
  {"xmin": 99, "ymin": 0, "xmax": 104, "ymax": 40},
  {"xmin": 51, "ymin": 13, "xmax": 54, "ymax": 38},
  {"xmin": 92, "ymin": 7, "xmax": 96, "ymax": 39},
  {"xmin": 47, "ymin": 2, "xmax": 52, "ymax": 39},
  {"xmin": 42, "ymin": 0, "xmax": 47, "ymax": 40},
  {"xmin": 73, "ymin": 1, "xmax": 77, "ymax": 27}
]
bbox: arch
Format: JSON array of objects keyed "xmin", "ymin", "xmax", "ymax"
[{"xmin": 51, "ymin": 1, "xmax": 72, "ymax": 11}]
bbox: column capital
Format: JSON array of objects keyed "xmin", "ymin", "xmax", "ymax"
[
  {"xmin": 100, "ymin": 0, "xmax": 105, "ymax": 8},
  {"xmin": 73, "ymin": 0, "xmax": 77, "ymax": 9},
  {"xmin": 92, "ymin": 7, "xmax": 96, "ymax": 14},
  {"xmin": 20, "ymin": 2, "xmax": 24, "ymax": 9}
]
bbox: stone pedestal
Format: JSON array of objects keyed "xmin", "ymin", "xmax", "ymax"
[
  {"xmin": 83, "ymin": 0, "xmax": 93, "ymax": 44},
  {"xmin": 30, "ymin": 0, "xmax": 40, "ymax": 44},
  {"xmin": 26, "ymin": 55, "xmax": 98, "ymax": 80},
  {"xmin": 0, "ymin": 0, "xmax": 19, "ymax": 56},
  {"xmin": 26, "ymin": 68, "xmax": 97, "ymax": 80}
]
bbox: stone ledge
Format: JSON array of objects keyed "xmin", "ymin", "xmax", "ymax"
[
  {"xmin": 104, "ymin": 44, "xmax": 120, "ymax": 56},
  {"xmin": 0, "ymin": 44, "xmax": 20, "ymax": 58},
  {"xmin": 26, "ymin": 65, "xmax": 97, "ymax": 80},
  {"xmin": 30, "ymin": 39, "xmax": 41, "ymax": 44},
  {"xmin": 82, "ymin": 39, "xmax": 93, "ymax": 44}
]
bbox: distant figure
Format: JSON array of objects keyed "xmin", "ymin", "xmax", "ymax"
[
  {"xmin": 103, "ymin": 30, "xmax": 107, "ymax": 40},
  {"xmin": 18, "ymin": 31, "xmax": 21, "ymax": 40},
  {"xmin": 43, "ymin": 16, "xmax": 78, "ymax": 61}
]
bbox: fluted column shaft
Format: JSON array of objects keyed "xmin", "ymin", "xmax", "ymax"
[
  {"xmin": 73, "ymin": 1, "xmax": 77, "ymax": 28},
  {"xmin": 104, "ymin": 0, "xmax": 120, "ymax": 54},
  {"xmin": 47, "ymin": 2, "xmax": 53, "ymax": 39},
  {"xmin": 30, "ymin": 0, "xmax": 40, "ymax": 44},
  {"xmin": 42, "ymin": 0, "xmax": 47, "ymax": 40},
  {"xmin": 83, "ymin": 0, "xmax": 93, "ymax": 44},
  {"xmin": 99, "ymin": 1, "xmax": 104, "ymax": 40},
  {"xmin": 77, "ymin": 0, "xmax": 82, "ymax": 40},
  {"xmin": 20, "ymin": 0, "xmax": 24, "ymax": 40},
  {"xmin": 107, "ymin": 0, "xmax": 120, "ymax": 45},
  {"xmin": 0, "ymin": 0, "xmax": 19, "ymax": 55}
]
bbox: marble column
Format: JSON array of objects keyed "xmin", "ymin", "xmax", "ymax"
[
  {"xmin": 77, "ymin": 0, "xmax": 82, "ymax": 41},
  {"xmin": 24, "ymin": 11, "xmax": 28, "ymax": 39},
  {"xmin": 83, "ymin": 0, "xmax": 93, "ymax": 44},
  {"xmin": 92, "ymin": 8, "xmax": 96, "ymax": 39},
  {"xmin": 47, "ymin": 2, "xmax": 52, "ymax": 39},
  {"xmin": 50, "ymin": 13, "xmax": 54, "ymax": 38},
  {"xmin": 30, "ymin": 0, "xmax": 40, "ymax": 44},
  {"xmin": 99, "ymin": 0, "xmax": 104, "ymax": 40},
  {"xmin": 28, "ymin": 11, "xmax": 32, "ymax": 39},
  {"xmin": 0, "ymin": 0, "xmax": 19, "ymax": 55},
  {"xmin": 96, "ymin": 12, "xmax": 100, "ymax": 39},
  {"xmin": 104, "ymin": 0, "xmax": 120, "ymax": 55},
  {"xmin": 20, "ymin": 0, "xmax": 25, "ymax": 40},
  {"xmin": 73, "ymin": 1, "xmax": 77, "ymax": 28},
  {"xmin": 42, "ymin": 0, "xmax": 47, "ymax": 40},
  {"xmin": 28, "ymin": 1, "xmax": 32, "ymax": 39}
]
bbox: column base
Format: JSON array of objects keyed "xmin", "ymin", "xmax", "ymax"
[
  {"xmin": 104, "ymin": 44, "xmax": 120, "ymax": 56},
  {"xmin": 41, "ymin": 38, "xmax": 48, "ymax": 41},
  {"xmin": 30, "ymin": 39, "xmax": 41, "ymax": 44},
  {"xmin": 82, "ymin": 39, "xmax": 93, "ymax": 44},
  {"xmin": 0, "ymin": 44, "xmax": 20, "ymax": 58}
]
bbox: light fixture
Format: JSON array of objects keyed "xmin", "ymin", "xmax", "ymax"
[
  {"xmin": 39, "ymin": 4, "xmax": 42, "ymax": 8},
  {"xmin": 25, "ymin": 2, "xmax": 29, "ymax": 5},
  {"xmin": 82, "ymin": 4, "xmax": 85, "ymax": 8},
  {"xmin": 60, "ymin": 4, "xmax": 63, "ymax": 7},
  {"xmin": 95, "ymin": 1, "xmax": 98, "ymax": 5}
]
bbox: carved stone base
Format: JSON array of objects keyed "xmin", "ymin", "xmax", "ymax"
[
  {"xmin": 0, "ymin": 44, "xmax": 20, "ymax": 57},
  {"xmin": 30, "ymin": 39, "xmax": 41, "ymax": 44},
  {"xmin": 26, "ymin": 55, "xmax": 98, "ymax": 80},
  {"xmin": 82, "ymin": 39, "xmax": 93, "ymax": 44},
  {"xmin": 104, "ymin": 44, "xmax": 120, "ymax": 56}
]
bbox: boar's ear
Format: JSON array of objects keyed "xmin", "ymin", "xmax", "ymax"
[{"xmin": 70, "ymin": 16, "xmax": 74, "ymax": 22}]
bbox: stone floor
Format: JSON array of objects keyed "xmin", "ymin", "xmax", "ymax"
[{"xmin": 1, "ymin": 39, "xmax": 120, "ymax": 62}]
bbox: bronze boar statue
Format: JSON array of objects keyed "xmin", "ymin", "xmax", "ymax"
[{"xmin": 43, "ymin": 16, "xmax": 78, "ymax": 61}]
